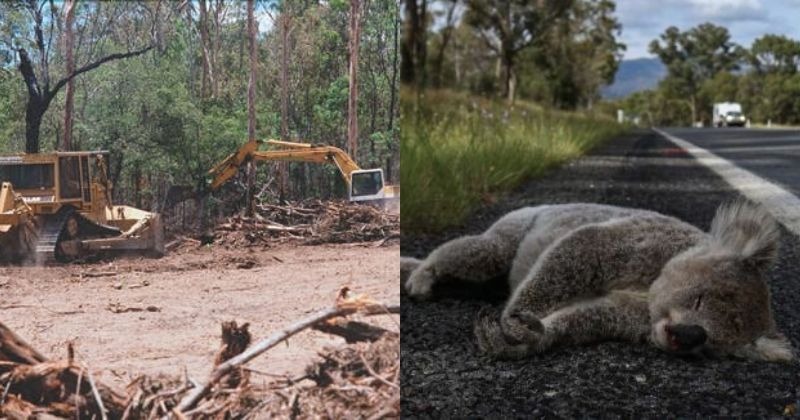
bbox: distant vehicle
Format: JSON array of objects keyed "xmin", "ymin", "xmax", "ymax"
[{"xmin": 713, "ymin": 102, "xmax": 746, "ymax": 127}]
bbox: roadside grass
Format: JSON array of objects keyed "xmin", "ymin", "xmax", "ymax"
[{"xmin": 401, "ymin": 89, "xmax": 626, "ymax": 232}]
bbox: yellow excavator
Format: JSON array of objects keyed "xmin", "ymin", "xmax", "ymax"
[
  {"xmin": 0, "ymin": 151, "xmax": 164, "ymax": 263},
  {"xmin": 206, "ymin": 139, "xmax": 400, "ymax": 205}
]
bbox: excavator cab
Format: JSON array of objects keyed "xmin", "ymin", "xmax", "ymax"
[{"xmin": 349, "ymin": 169, "xmax": 386, "ymax": 202}]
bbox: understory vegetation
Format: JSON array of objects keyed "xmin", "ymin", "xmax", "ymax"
[{"xmin": 401, "ymin": 89, "xmax": 625, "ymax": 231}]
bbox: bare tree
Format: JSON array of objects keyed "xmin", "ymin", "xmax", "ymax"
[{"xmin": 13, "ymin": 0, "xmax": 156, "ymax": 153}]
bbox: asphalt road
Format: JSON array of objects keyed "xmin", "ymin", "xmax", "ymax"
[
  {"xmin": 400, "ymin": 129, "xmax": 800, "ymax": 417},
  {"xmin": 661, "ymin": 127, "xmax": 800, "ymax": 197}
]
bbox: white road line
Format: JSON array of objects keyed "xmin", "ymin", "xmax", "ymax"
[{"xmin": 653, "ymin": 128, "xmax": 800, "ymax": 237}]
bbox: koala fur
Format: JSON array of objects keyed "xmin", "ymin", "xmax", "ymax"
[{"xmin": 403, "ymin": 201, "xmax": 793, "ymax": 362}]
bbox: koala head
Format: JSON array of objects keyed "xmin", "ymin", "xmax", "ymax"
[{"xmin": 648, "ymin": 201, "xmax": 793, "ymax": 362}]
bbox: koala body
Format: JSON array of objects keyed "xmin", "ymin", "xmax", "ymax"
[{"xmin": 403, "ymin": 202, "xmax": 793, "ymax": 362}]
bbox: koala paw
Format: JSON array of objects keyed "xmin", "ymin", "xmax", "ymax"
[
  {"xmin": 404, "ymin": 266, "xmax": 435, "ymax": 299},
  {"xmin": 474, "ymin": 307, "xmax": 533, "ymax": 360},
  {"xmin": 501, "ymin": 309, "xmax": 544, "ymax": 345}
]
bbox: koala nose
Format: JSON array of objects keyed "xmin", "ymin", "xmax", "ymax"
[{"xmin": 665, "ymin": 324, "xmax": 707, "ymax": 352}]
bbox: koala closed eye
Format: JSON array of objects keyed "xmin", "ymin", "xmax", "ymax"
[{"xmin": 693, "ymin": 294, "xmax": 704, "ymax": 310}]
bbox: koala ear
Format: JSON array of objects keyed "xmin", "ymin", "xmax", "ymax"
[
  {"xmin": 709, "ymin": 200, "xmax": 780, "ymax": 271},
  {"xmin": 751, "ymin": 334, "xmax": 794, "ymax": 362}
]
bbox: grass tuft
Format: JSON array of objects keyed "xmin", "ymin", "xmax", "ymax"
[{"xmin": 401, "ymin": 89, "xmax": 626, "ymax": 232}]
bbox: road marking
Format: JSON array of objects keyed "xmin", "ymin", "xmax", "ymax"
[{"xmin": 653, "ymin": 128, "xmax": 800, "ymax": 237}]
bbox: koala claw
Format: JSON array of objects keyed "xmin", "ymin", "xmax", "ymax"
[
  {"xmin": 474, "ymin": 307, "xmax": 533, "ymax": 359},
  {"xmin": 501, "ymin": 309, "xmax": 544, "ymax": 344}
]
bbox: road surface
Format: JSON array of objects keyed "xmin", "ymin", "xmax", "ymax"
[{"xmin": 660, "ymin": 127, "xmax": 800, "ymax": 197}]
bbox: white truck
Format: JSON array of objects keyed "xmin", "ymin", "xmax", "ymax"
[{"xmin": 713, "ymin": 102, "xmax": 746, "ymax": 127}]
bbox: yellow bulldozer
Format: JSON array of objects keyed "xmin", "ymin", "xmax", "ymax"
[
  {"xmin": 207, "ymin": 139, "xmax": 400, "ymax": 206},
  {"xmin": 0, "ymin": 151, "xmax": 164, "ymax": 263}
]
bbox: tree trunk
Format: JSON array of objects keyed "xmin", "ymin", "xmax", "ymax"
[
  {"xmin": 246, "ymin": 0, "xmax": 257, "ymax": 215},
  {"xmin": 25, "ymin": 99, "xmax": 46, "ymax": 154},
  {"xmin": 279, "ymin": 14, "xmax": 292, "ymax": 199},
  {"xmin": 62, "ymin": 0, "xmax": 76, "ymax": 151},
  {"xmin": 432, "ymin": 0, "xmax": 456, "ymax": 88},
  {"xmin": 400, "ymin": 0, "xmax": 417, "ymax": 84},
  {"xmin": 199, "ymin": 0, "xmax": 211, "ymax": 99},
  {"xmin": 401, "ymin": 0, "xmax": 426, "ymax": 87},
  {"xmin": 388, "ymin": 6, "xmax": 398, "ymax": 132},
  {"xmin": 501, "ymin": 52, "xmax": 516, "ymax": 104},
  {"xmin": 348, "ymin": 0, "xmax": 361, "ymax": 158},
  {"xmin": 212, "ymin": 0, "xmax": 223, "ymax": 97}
]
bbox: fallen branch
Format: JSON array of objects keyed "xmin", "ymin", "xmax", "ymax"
[
  {"xmin": 358, "ymin": 352, "xmax": 399, "ymax": 389},
  {"xmin": 0, "ymin": 322, "xmax": 47, "ymax": 365},
  {"xmin": 78, "ymin": 271, "xmax": 119, "ymax": 278},
  {"xmin": 175, "ymin": 301, "xmax": 399, "ymax": 413},
  {"xmin": 84, "ymin": 363, "xmax": 108, "ymax": 420}
]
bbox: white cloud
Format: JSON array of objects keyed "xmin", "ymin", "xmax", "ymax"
[{"xmin": 684, "ymin": 0, "xmax": 768, "ymax": 22}]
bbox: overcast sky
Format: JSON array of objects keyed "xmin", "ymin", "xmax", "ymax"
[{"xmin": 616, "ymin": 0, "xmax": 800, "ymax": 59}]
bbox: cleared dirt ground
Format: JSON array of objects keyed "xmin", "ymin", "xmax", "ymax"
[{"xmin": 0, "ymin": 242, "xmax": 399, "ymax": 389}]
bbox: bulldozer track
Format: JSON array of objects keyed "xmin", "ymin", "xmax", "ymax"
[
  {"xmin": 33, "ymin": 207, "xmax": 122, "ymax": 263},
  {"xmin": 34, "ymin": 207, "xmax": 76, "ymax": 264}
]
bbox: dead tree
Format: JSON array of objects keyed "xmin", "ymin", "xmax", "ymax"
[{"xmin": 16, "ymin": 0, "xmax": 154, "ymax": 153}]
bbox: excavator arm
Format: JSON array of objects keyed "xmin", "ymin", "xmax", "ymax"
[{"xmin": 207, "ymin": 140, "xmax": 361, "ymax": 191}]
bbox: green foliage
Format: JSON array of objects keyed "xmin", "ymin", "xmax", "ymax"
[
  {"xmin": 402, "ymin": 89, "xmax": 625, "ymax": 231},
  {"xmin": 0, "ymin": 72, "xmax": 25, "ymax": 153},
  {"xmin": 421, "ymin": 0, "xmax": 624, "ymax": 108},
  {"xmin": 750, "ymin": 34, "xmax": 800, "ymax": 74}
]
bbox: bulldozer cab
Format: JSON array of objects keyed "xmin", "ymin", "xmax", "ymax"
[
  {"xmin": 0, "ymin": 151, "xmax": 110, "ymax": 215},
  {"xmin": 349, "ymin": 169, "xmax": 386, "ymax": 202}
]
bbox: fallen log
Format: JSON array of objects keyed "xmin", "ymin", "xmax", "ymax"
[{"xmin": 175, "ymin": 300, "xmax": 400, "ymax": 413}]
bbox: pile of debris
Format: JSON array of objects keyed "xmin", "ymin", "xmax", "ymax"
[
  {"xmin": 205, "ymin": 200, "xmax": 400, "ymax": 249},
  {"xmin": 0, "ymin": 291, "xmax": 399, "ymax": 419},
  {"xmin": 254, "ymin": 334, "xmax": 400, "ymax": 418}
]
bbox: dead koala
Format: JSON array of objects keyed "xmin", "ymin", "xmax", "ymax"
[{"xmin": 403, "ymin": 201, "xmax": 793, "ymax": 362}]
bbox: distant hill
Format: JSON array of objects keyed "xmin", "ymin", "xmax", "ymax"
[{"xmin": 602, "ymin": 58, "xmax": 666, "ymax": 99}]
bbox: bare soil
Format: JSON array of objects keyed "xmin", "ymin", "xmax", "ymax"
[{"xmin": 0, "ymin": 242, "xmax": 399, "ymax": 390}]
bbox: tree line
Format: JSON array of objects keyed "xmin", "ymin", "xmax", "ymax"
[
  {"xmin": 609, "ymin": 23, "xmax": 800, "ymax": 126},
  {"xmin": 0, "ymin": 0, "xmax": 399, "ymax": 210},
  {"xmin": 401, "ymin": 0, "xmax": 625, "ymax": 109}
]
